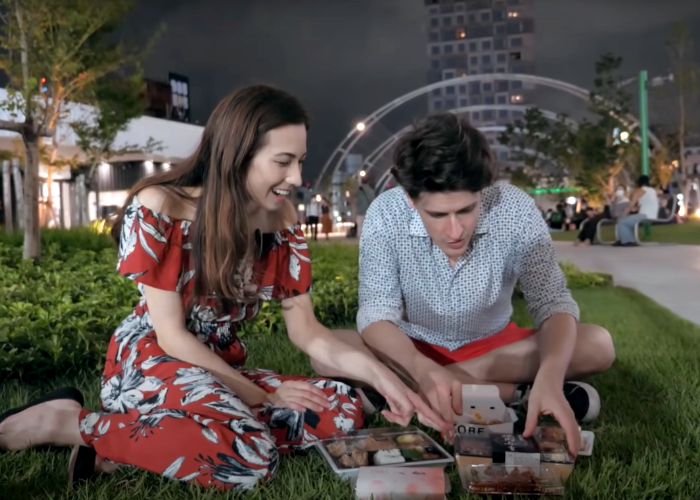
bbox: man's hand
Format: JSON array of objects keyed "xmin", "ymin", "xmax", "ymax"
[
  {"xmin": 371, "ymin": 366, "xmax": 451, "ymax": 432},
  {"xmin": 414, "ymin": 364, "xmax": 464, "ymax": 442},
  {"xmin": 522, "ymin": 378, "xmax": 580, "ymax": 459}
]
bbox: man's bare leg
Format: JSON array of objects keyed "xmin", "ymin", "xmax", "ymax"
[
  {"xmin": 312, "ymin": 325, "xmax": 614, "ymax": 408},
  {"xmin": 446, "ymin": 323, "xmax": 615, "ymax": 394}
]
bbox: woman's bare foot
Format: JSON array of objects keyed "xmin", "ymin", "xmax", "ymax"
[
  {"xmin": 96, "ymin": 456, "xmax": 120, "ymax": 474},
  {"xmin": 0, "ymin": 399, "xmax": 84, "ymax": 451}
]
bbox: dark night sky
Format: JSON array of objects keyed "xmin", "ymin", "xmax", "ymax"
[{"xmin": 129, "ymin": 0, "xmax": 700, "ymax": 182}]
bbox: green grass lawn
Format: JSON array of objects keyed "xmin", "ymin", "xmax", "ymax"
[
  {"xmin": 2, "ymin": 287, "xmax": 700, "ymax": 499},
  {"xmin": 550, "ymin": 218, "xmax": 700, "ymax": 245}
]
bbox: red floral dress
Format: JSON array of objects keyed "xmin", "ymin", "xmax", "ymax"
[{"xmin": 77, "ymin": 197, "xmax": 364, "ymax": 491}]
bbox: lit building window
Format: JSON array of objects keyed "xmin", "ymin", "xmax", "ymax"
[
  {"xmin": 508, "ymin": 11, "xmax": 519, "ymax": 18},
  {"xmin": 456, "ymin": 28, "xmax": 466, "ymax": 38},
  {"xmin": 510, "ymin": 94, "xmax": 523, "ymax": 103}
]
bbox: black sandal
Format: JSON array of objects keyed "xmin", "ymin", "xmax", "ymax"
[
  {"xmin": 68, "ymin": 444, "xmax": 97, "ymax": 487},
  {"xmin": 0, "ymin": 386, "xmax": 85, "ymax": 454}
]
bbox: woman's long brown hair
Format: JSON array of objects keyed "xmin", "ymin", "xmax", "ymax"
[{"xmin": 111, "ymin": 85, "xmax": 309, "ymax": 311}]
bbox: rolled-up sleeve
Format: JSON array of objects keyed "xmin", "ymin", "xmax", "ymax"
[
  {"xmin": 356, "ymin": 203, "xmax": 404, "ymax": 333},
  {"xmin": 514, "ymin": 197, "xmax": 580, "ymax": 328}
]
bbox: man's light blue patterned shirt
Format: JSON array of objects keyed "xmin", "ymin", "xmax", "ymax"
[{"xmin": 356, "ymin": 182, "xmax": 580, "ymax": 351}]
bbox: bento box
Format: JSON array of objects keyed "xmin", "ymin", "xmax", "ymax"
[
  {"xmin": 315, "ymin": 426, "xmax": 454, "ymax": 479},
  {"xmin": 464, "ymin": 463, "xmax": 565, "ymax": 496}
]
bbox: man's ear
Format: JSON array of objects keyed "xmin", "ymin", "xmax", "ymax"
[{"xmin": 405, "ymin": 192, "xmax": 416, "ymax": 209}]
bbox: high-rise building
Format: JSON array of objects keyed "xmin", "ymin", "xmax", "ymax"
[{"xmin": 424, "ymin": 0, "xmax": 535, "ymax": 136}]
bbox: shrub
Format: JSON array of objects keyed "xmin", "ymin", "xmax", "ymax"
[{"xmin": 0, "ymin": 233, "xmax": 610, "ymax": 383}]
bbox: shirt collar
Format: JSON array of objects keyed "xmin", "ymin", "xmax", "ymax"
[{"xmin": 407, "ymin": 195, "xmax": 491, "ymax": 238}]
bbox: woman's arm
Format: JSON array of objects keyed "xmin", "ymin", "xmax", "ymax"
[
  {"xmin": 143, "ymin": 285, "xmax": 272, "ymax": 408},
  {"xmin": 280, "ymin": 293, "xmax": 449, "ymax": 430},
  {"xmin": 622, "ymin": 188, "xmax": 643, "ymax": 216},
  {"xmin": 281, "ymin": 293, "xmax": 383, "ymax": 385}
]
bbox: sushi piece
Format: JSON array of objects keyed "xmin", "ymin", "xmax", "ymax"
[
  {"xmin": 373, "ymin": 449, "xmax": 406, "ymax": 465},
  {"xmin": 351, "ymin": 451, "xmax": 369, "ymax": 467}
]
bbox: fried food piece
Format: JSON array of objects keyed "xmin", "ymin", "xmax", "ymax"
[
  {"xmin": 338, "ymin": 454, "xmax": 356, "ymax": 468},
  {"xmin": 351, "ymin": 451, "xmax": 368, "ymax": 467},
  {"xmin": 326, "ymin": 441, "xmax": 348, "ymax": 457},
  {"xmin": 355, "ymin": 436, "xmax": 396, "ymax": 451},
  {"xmin": 396, "ymin": 433, "xmax": 427, "ymax": 446}
]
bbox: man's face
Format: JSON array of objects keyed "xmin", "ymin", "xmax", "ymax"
[{"xmin": 410, "ymin": 190, "xmax": 481, "ymax": 261}]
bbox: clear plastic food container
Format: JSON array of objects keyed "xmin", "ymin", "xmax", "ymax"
[
  {"xmin": 315, "ymin": 426, "xmax": 454, "ymax": 479},
  {"xmin": 464, "ymin": 463, "xmax": 565, "ymax": 496}
]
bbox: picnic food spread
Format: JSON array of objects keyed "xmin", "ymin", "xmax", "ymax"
[{"xmin": 314, "ymin": 386, "xmax": 595, "ymax": 499}]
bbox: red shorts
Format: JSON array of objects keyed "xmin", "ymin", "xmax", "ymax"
[{"xmin": 412, "ymin": 322, "xmax": 536, "ymax": 366}]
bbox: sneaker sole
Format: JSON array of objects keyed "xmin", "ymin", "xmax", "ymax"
[{"xmin": 570, "ymin": 382, "xmax": 600, "ymax": 423}]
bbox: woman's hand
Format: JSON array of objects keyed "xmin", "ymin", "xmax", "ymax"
[{"xmin": 266, "ymin": 381, "xmax": 332, "ymax": 413}]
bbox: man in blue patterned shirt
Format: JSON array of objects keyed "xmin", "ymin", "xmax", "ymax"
[{"xmin": 315, "ymin": 114, "xmax": 615, "ymax": 454}]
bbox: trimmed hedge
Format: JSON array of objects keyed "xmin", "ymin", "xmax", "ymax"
[{"xmin": 0, "ymin": 231, "xmax": 611, "ymax": 383}]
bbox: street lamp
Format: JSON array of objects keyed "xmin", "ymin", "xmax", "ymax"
[
  {"xmin": 356, "ymin": 122, "xmax": 366, "ymax": 132},
  {"xmin": 619, "ymin": 131, "xmax": 630, "ymax": 142},
  {"xmin": 359, "ymin": 170, "xmax": 366, "ymax": 178},
  {"xmin": 618, "ymin": 72, "xmax": 674, "ymax": 176}
]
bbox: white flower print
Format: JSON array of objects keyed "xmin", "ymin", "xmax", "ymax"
[
  {"xmin": 288, "ymin": 253, "xmax": 301, "ymax": 281},
  {"xmin": 137, "ymin": 388, "xmax": 169, "ymax": 414},
  {"xmin": 101, "ymin": 371, "xmax": 144, "ymax": 413},
  {"xmin": 233, "ymin": 438, "xmax": 269, "ymax": 467},
  {"xmin": 332, "ymin": 413, "xmax": 356, "ymax": 433},
  {"xmin": 163, "ymin": 456, "xmax": 186, "ymax": 479},
  {"xmin": 79, "ymin": 412, "xmax": 101, "ymax": 435},
  {"xmin": 97, "ymin": 420, "xmax": 111, "ymax": 436},
  {"xmin": 250, "ymin": 435, "xmax": 276, "ymax": 459}
]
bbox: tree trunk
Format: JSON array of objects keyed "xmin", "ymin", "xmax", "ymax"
[
  {"xmin": 22, "ymin": 137, "xmax": 41, "ymax": 260},
  {"xmin": 2, "ymin": 160, "xmax": 13, "ymax": 232},
  {"xmin": 12, "ymin": 158, "xmax": 24, "ymax": 230}
]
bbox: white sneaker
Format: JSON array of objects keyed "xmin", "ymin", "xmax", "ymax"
[{"xmin": 512, "ymin": 381, "xmax": 600, "ymax": 423}]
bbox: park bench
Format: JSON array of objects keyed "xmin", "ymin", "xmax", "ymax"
[{"xmin": 596, "ymin": 196, "xmax": 678, "ymax": 245}]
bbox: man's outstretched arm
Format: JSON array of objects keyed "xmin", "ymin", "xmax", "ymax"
[
  {"xmin": 515, "ymin": 195, "xmax": 581, "ymax": 453},
  {"xmin": 357, "ymin": 204, "xmax": 461, "ymax": 434}
]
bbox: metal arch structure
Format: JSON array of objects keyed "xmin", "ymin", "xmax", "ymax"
[
  {"xmin": 314, "ymin": 73, "xmax": 663, "ymax": 192},
  {"xmin": 361, "ymin": 105, "xmax": 580, "ymax": 180}
]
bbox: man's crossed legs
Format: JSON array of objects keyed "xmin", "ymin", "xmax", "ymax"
[{"xmin": 311, "ymin": 323, "xmax": 615, "ymax": 422}]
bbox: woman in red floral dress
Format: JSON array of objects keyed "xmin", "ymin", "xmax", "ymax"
[{"xmin": 0, "ymin": 85, "xmax": 444, "ymax": 490}]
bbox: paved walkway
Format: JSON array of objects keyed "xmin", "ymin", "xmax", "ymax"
[{"xmin": 554, "ymin": 242, "xmax": 700, "ymax": 326}]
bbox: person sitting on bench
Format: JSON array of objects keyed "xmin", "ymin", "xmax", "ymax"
[{"xmin": 614, "ymin": 175, "xmax": 658, "ymax": 247}]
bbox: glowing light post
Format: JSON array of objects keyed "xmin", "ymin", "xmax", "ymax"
[{"xmin": 639, "ymin": 71, "xmax": 650, "ymax": 177}]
